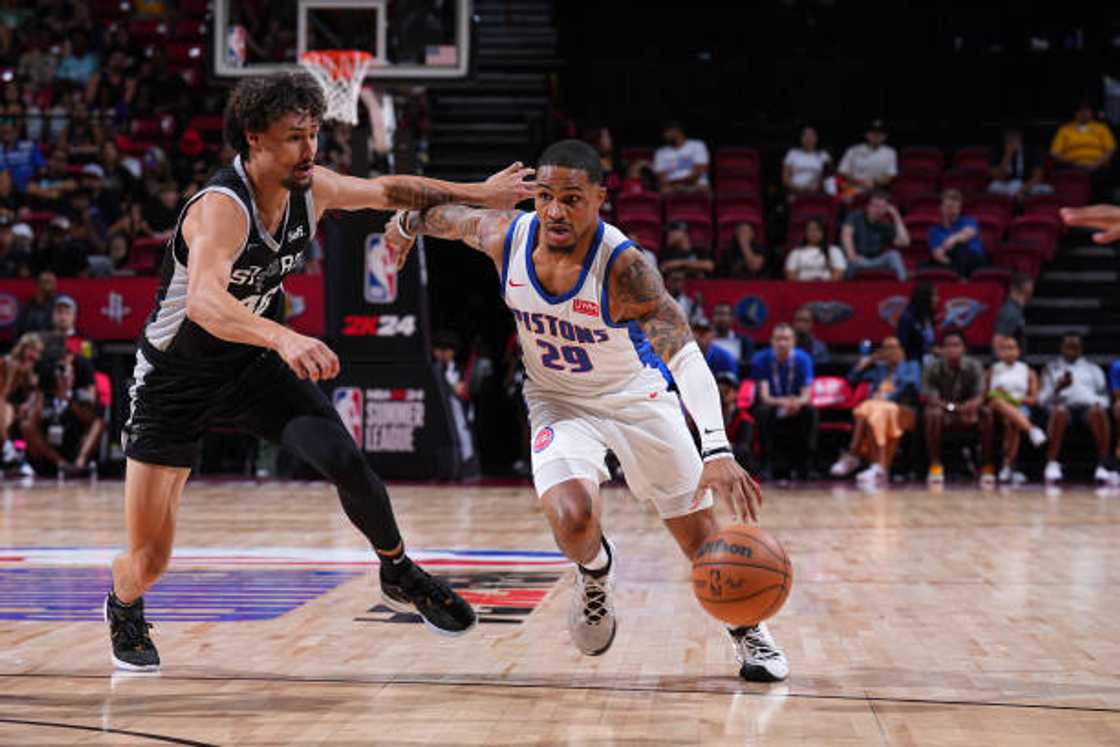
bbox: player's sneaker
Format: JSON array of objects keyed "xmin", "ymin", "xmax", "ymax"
[
  {"xmin": 855, "ymin": 463, "xmax": 886, "ymax": 483},
  {"xmin": 927, "ymin": 464, "xmax": 945, "ymax": 484},
  {"xmin": 104, "ymin": 592, "xmax": 160, "ymax": 671},
  {"xmin": 1093, "ymin": 464, "xmax": 1120, "ymax": 486},
  {"xmin": 1044, "ymin": 460, "xmax": 1063, "ymax": 483},
  {"xmin": 729, "ymin": 622, "xmax": 789, "ymax": 682},
  {"xmin": 569, "ymin": 539, "xmax": 616, "ymax": 656},
  {"xmin": 829, "ymin": 452, "xmax": 860, "ymax": 477},
  {"xmin": 380, "ymin": 559, "xmax": 477, "ymax": 637},
  {"xmin": 1028, "ymin": 427, "xmax": 1048, "ymax": 448}
]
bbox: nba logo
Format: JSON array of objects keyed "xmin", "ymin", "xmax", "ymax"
[
  {"xmin": 226, "ymin": 25, "xmax": 247, "ymax": 68},
  {"xmin": 333, "ymin": 387, "xmax": 363, "ymax": 446},
  {"xmin": 364, "ymin": 233, "xmax": 398, "ymax": 304}
]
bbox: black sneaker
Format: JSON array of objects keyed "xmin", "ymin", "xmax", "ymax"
[
  {"xmin": 379, "ymin": 560, "xmax": 477, "ymax": 637},
  {"xmin": 104, "ymin": 592, "xmax": 160, "ymax": 671}
]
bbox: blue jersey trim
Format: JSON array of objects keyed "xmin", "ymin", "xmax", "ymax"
[
  {"xmin": 627, "ymin": 321, "xmax": 673, "ymax": 387},
  {"xmin": 500, "ymin": 212, "xmax": 523, "ymax": 302},
  {"xmin": 525, "ymin": 216, "xmax": 605, "ymax": 305},
  {"xmin": 599, "ymin": 240, "xmax": 636, "ymax": 329}
]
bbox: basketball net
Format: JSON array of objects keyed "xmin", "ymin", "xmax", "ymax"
[{"xmin": 299, "ymin": 50, "xmax": 376, "ymax": 125}]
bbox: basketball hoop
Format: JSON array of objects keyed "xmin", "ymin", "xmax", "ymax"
[{"xmin": 299, "ymin": 50, "xmax": 376, "ymax": 125}]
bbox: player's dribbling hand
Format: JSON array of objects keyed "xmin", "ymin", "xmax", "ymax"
[
  {"xmin": 694, "ymin": 456, "xmax": 763, "ymax": 524},
  {"xmin": 482, "ymin": 162, "xmax": 536, "ymax": 209},
  {"xmin": 276, "ymin": 330, "xmax": 340, "ymax": 381},
  {"xmin": 1061, "ymin": 205, "xmax": 1120, "ymax": 244},
  {"xmin": 386, "ymin": 210, "xmax": 416, "ymax": 270}
]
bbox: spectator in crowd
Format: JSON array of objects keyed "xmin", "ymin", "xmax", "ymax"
[
  {"xmin": 664, "ymin": 269, "xmax": 703, "ymax": 324},
  {"xmin": 14, "ymin": 270, "xmax": 57, "ymax": 336},
  {"xmin": 717, "ymin": 370, "xmax": 755, "ymax": 473},
  {"xmin": 432, "ymin": 330, "xmax": 476, "ymax": 470},
  {"xmin": 98, "ymin": 140, "xmax": 138, "ymax": 205},
  {"xmin": 989, "ymin": 127, "xmax": 1053, "ymax": 199},
  {"xmin": 1112, "ymin": 357, "xmax": 1120, "ymax": 472},
  {"xmin": 582, "ymin": 125, "xmax": 621, "ymax": 195},
  {"xmin": 791, "ymin": 305, "xmax": 829, "ymax": 365},
  {"xmin": 86, "ymin": 48, "xmax": 137, "ymax": 120},
  {"xmin": 108, "ymin": 199, "xmax": 157, "ymax": 244},
  {"xmin": 56, "ymin": 101, "xmax": 102, "ymax": 159},
  {"xmin": 922, "ymin": 329, "xmax": 994, "ymax": 485},
  {"xmin": 79, "ymin": 163, "xmax": 121, "ymax": 225},
  {"xmin": 714, "ymin": 221, "xmax": 768, "ymax": 279},
  {"xmin": 0, "ymin": 212, "xmax": 31, "ymax": 277},
  {"xmin": 32, "ymin": 215, "xmax": 89, "ymax": 276},
  {"xmin": 658, "ymin": 220, "xmax": 714, "ymax": 277},
  {"xmin": 16, "ymin": 26, "xmax": 59, "ymax": 90},
  {"xmin": 142, "ymin": 181, "xmax": 181, "ymax": 238},
  {"xmin": 63, "ymin": 185, "xmax": 108, "ymax": 255},
  {"xmin": 55, "ymin": 29, "xmax": 100, "ymax": 87},
  {"xmin": 709, "ymin": 302, "xmax": 754, "ymax": 378},
  {"xmin": 785, "ymin": 218, "xmax": 846, "ymax": 281},
  {"xmin": 987, "ymin": 335, "xmax": 1047, "ymax": 485},
  {"xmin": 927, "ymin": 188, "xmax": 987, "ymax": 278},
  {"xmin": 692, "ymin": 316, "xmax": 738, "ymax": 379},
  {"xmin": 0, "ymin": 113, "xmax": 46, "ymax": 192},
  {"xmin": 837, "ymin": 119, "xmax": 897, "ymax": 201},
  {"xmin": 653, "ymin": 120, "xmax": 710, "ymax": 193},
  {"xmin": 751, "ymin": 323, "xmax": 818, "ymax": 479},
  {"xmin": 782, "ymin": 125, "xmax": 831, "ymax": 200},
  {"xmin": 840, "ymin": 188, "xmax": 909, "ymax": 280},
  {"xmin": 0, "ymin": 167, "xmax": 26, "ymax": 215},
  {"xmin": 1049, "ymin": 101, "xmax": 1116, "ymax": 174},
  {"xmin": 1038, "ymin": 334, "xmax": 1118, "ymax": 484},
  {"xmin": 0, "ymin": 332, "xmax": 43, "ymax": 472},
  {"xmin": 87, "ymin": 231, "xmax": 133, "ymax": 277},
  {"xmin": 44, "ymin": 293, "xmax": 94, "ymax": 363},
  {"xmin": 829, "ymin": 336, "xmax": 920, "ymax": 483},
  {"xmin": 896, "ymin": 280, "xmax": 938, "ymax": 364},
  {"xmin": 21, "ymin": 353, "xmax": 106, "ymax": 477},
  {"xmin": 993, "ymin": 271, "xmax": 1033, "ymax": 351},
  {"xmin": 26, "ymin": 147, "xmax": 78, "ymax": 210}
]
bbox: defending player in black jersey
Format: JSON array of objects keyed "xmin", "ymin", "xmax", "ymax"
[{"xmin": 104, "ymin": 72, "xmax": 533, "ymax": 670}]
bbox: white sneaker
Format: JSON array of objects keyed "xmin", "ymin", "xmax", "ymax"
[
  {"xmin": 998, "ymin": 465, "xmax": 1013, "ymax": 483},
  {"xmin": 568, "ymin": 539, "xmax": 616, "ymax": 656},
  {"xmin": 729, "ymin": 622, "xmax": 789, "ymax": 682},
  {"xmin": 1028, "ymin": 427, "xmax": 1048, "ymax": 448},
  {"xmin": 855, "ymin": 463, "xmax": 885, "ymax": 483},
  {"xmin": 829, "ymin": 452, "xmax": 860, "ymax": 477},
  {"xmin": 1093, "ymin": 465, "xmax": 1120, "ymax": 486},
  {"xmin": 1044, "ymin": 461, "xmax": 1063, "ymax": 483}
]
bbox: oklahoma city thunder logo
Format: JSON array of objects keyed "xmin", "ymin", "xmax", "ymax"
[{"xmin": 533, "ymin": 426, "xmax": 554, "ymax": 453}]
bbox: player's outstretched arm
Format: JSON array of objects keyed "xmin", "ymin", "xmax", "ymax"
[
  {"xmin": 1061, "ymin": 205, "xmax": 1120, "ymax": 244},
  {"xmin": 609, "ymin": 249, "xmax": 763, "ymax": 523},
  {"xmin": 384, "ymin": 204, "xmax": 522, "ymax": 271},
  {"xmin": 312, "ymin": 161, "xmax": 534, "ymax": 215},
  {"xmin": 182, "ymin": 192, "xmax": 339, "ymax": 382}
]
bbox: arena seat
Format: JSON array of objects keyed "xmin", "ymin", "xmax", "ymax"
[
  {"xmin": 619, "ymin": 217, "xmax": 662, "ymax": 254},
  {"xmin": 1051, "ymin": 169, "xmax": 1091, "ymax": 207},
  {"xmin": 664, "ymin": 190, "xmax": 713, "ymax": 225},
  {"xmin": 915, "ymin": 267, "xmax": 961, "ymax": 283},
  {"xmin": 1008, "ymin": 215, "xmax": 1061, "ymax": 260},
  {"xmin": 615, "ymin": 192, "xmax": 660, "ymax": 224},
  {"xmin": 989, "ymin": 240, "xmax": 1044, "ymax": 278},
  {"xmin": 940, "ymin": 168, "xmax": 989, "ymax": 199},
  {"xmin": 952, "ymin": 145, "xmax": 991, "ymax": 172},
  {"xmin": 899, "ymin": 146, "xmax": 945, "ymax": 178}
]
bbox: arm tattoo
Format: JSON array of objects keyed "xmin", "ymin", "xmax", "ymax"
[
  {"xmin": 610, "ymin": 252, "xmax": 693, "ymax": 362},
  {"xmin": 409, "ymin": 205, "xmax": 520, "ymax": 257},
  {"xmin": 381, "ymin": 176, "xmax": 456, "ymax": 210}
]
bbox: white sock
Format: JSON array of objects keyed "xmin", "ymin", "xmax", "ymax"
[{"xmin": 580, "ymin": 539, "xmax": 610, "ymax": 572}]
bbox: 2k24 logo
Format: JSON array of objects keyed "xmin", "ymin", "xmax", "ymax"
[{"xmin": 342, "ymin": 314, "xmax": 417, "ymax": 337}]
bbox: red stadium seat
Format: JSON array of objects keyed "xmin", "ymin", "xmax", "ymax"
[
  {"xmin": 621, "ymin": 217, "xmax": 662, "ymax": 254},
  {"xmin": 736, "ymin": 380, "xmax": 756, "ymax": 410},
  {"xmin": 1008, "ymin": 215, "xmax": 1060, "ymax": 260},
  {"xmin": 129, "ymin": 20, "xmax": 169, "ymax": 43},
  {"xmin": 683, "ymin": 221, "xmax": 713, "ymax": 250},
  {"xmin": 131, "ymin": 114, "xmax": 176, "ymax": 139},
  {"xmin": 904, "ymin": 215, "xmax": 939, "ymax": 245},
  {"xmin": 127, "ymin": 236, "xmax": 167, "ymax": 274},
  {"xmin": 93, "ymin": 0, "xmax": 130, "ymax": 19},
  {"xmin": 716, "ymin": 174, "xmax": 760, "ymax": 193},
  {"xmin": 180, "ymin": 0, "xmax": 211, "ymax": 18},
  {"xmin": 989, "ymin": 241, "xmax": 1044, "ymax": 279},
  {"xmin": 1022, "ymin": 193, "xmax": 1063, "ymax": 224},
  {"xmin": 977, "ymin": 216, "xmax": 1006, "ymax": 252},
  {"xmin": 1051, "ymin": 170, "xmax": 1091, "ymax": 207},
  {"xmin": 891, "ymin": 174, "xmax": 939, "ymax": 211},
  {"xmin": 915, "ymin": 267, "xmax": 961, "ymax": 283},
  {"xmin": 24, "ymin": 211, "xmax": 56, "ymax": 237},
  {"xmin": 952, "ymin": 145, "xmax": 991, "ymax": 172},
  {"xmin": 967, "ymin": 194, "xmax": 1014, "ymax": 227},
  {"xmin": 899, "ymin": 146, "xmax": 945, "ymax": 178},
  {"xmin": 970, "ymin": 267, "xmax": 1012, "ymax": 286},
  {"xmin": 615, "ymin": 192, "xmax": 661, "ymax": 224},
  {"xmin": 715, "ymin": 190, "xmax": 762, "ymax": 213},
  {"xmin": 716, "ymin": 204, "xmax": 763, "ymax": 227},
  {"xmin": 664, "ymin": 191, "xmax": 713, "ymax": 224},
  {"xmin": 166, "ymin": 42, "xmax": 204, "ymax": 64},
  {"xmin": 905, "ymin": 193, "xmax": 942, "ymax": 216},
  {"xmin": 789, "ymin": 193, "xmax": 838, "ymax": 224},
  {"xmin": 621, "ymin": 146, "xmax": 654, "ymax": 166},
  {"xmin": 714, "ymin": 147, "xmax": 760, "ymax": 179},
  {"xmin": 173, "ymin": 20, "xmax": 206, "ymax": 40},
  {"xmin": 940, "ymin": 168, "xmax": 989, "ymax": 199},
  {"xmin": 811, "ymin": 376, "xmax": 853, "ymax": 409},
  {"xmin": 851, "ymin": 268, "xmax": 899, "ymax": 282}
]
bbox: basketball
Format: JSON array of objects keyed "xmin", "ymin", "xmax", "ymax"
[{"xmin": 691, "ymin": 525, "xmax": 792, "ymax": 627}]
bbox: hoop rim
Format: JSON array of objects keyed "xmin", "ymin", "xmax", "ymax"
[{"xmin": 299, "ymin": 49, "xmax": 375, "ymax": 80}]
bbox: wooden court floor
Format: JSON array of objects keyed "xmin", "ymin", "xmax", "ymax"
[{"xmin": 0, "ymin": 477, "xmax": 1118, "ymax": 746}]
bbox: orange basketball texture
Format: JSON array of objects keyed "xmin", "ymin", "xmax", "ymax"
[{"xmin": 690, "ymin": 525, "xmax": 792, "ymax": 627}]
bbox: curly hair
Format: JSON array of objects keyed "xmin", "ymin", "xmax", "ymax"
[{"xmin": 223, "ymin": 72, "xmax": 326, "ymax": 160}]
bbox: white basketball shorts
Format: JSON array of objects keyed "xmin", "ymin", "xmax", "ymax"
[{"xmin": 525, "ymin": 387, "xmax": 713, "ymax": 519}]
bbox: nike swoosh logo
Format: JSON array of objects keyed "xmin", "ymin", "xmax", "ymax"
[
  {"xmin": 509, "ymin": 281, "xmax": 527, "ymax": 287},
  {"xmin": 703, "ymin": 428, "xmax": 723, "ymax": 434}
]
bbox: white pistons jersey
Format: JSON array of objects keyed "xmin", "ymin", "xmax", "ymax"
[{"xmin": 501, "ymin": 212, "xmax": 669, "ymax": 400}]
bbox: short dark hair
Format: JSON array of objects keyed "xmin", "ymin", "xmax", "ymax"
[
  {"xmin": 1009, "ymin": 271, "xmax": 1032, "ymax": 293},
  {"xmin": 868, "ymin": 188, "xmax": 891, "ymax": 202},
  {"xmin": 940, "ymin": 327, "xmax": 965, "ymax": 345},
  {"xmin": 538, "ymin": 139, "xmax": 603, "ymax": 184},
  {"xmin": 224, "ymin": 72, "xmax": 326, "ymax": 160}
]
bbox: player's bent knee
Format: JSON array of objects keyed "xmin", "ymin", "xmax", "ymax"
[
  {"xmin": 134, "ymin": 546, "xmax": 171, "ymax": 585},
  {"xmin": 542, "ymin": 485, "xmax": 595, "ymax": 539}
]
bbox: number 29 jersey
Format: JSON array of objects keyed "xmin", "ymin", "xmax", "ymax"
[{"xmin": 501, "ymin": 212, "xmax": 669, "ymax": 401}]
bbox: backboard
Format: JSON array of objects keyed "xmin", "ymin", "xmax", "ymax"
[{"xmin": 214, "ymin": 0, "xmax": 471, "ymax": 80}]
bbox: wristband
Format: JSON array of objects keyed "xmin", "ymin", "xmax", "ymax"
[
  {"xmin": 701, "ymin": 446, "xmax": 733, "ymax": 463},
  {"xmin": 394, "ymin": 211, "xmax": 415, "ymax": 241}
]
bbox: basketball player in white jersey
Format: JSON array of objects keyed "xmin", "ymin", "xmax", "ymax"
[{"xmin": 387, "ymin": 140, "xmax": 788, "ymax": 682}]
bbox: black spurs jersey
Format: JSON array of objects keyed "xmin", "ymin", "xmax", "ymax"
[{"xmin": 140, "ymin": 154, "xmax": 315, "ymax": 365}]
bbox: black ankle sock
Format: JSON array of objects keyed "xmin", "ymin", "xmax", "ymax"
[
  {"xmin": 109, "ymin": 590, "xmax": 138, "ymax": 608},
  {"xmin": 578, "ymin": 536, "xmax": 612, "ymax": 579},
  {"xmin": 377, "ymin": 551, "xmax": 412, "ymax": 582}
]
